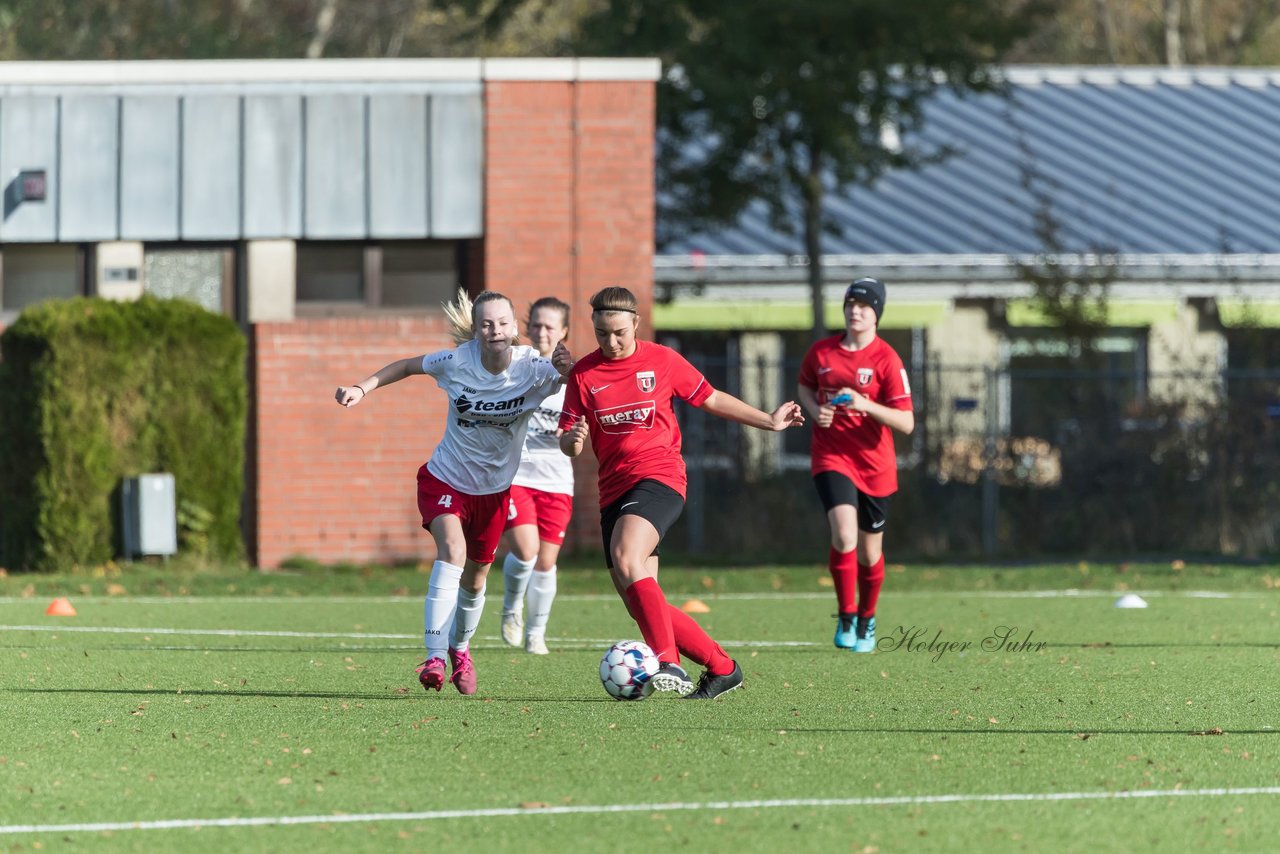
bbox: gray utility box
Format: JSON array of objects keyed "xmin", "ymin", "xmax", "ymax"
[{"xmin": 121, "ymin": 474, "xmax": 178, "ymax": 558}]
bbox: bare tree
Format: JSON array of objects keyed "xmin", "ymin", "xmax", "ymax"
[
  {"xmin": 307, "ymin": 0, "xmax": 340, "ymax": 58},
  {"xmin": 1164, "ymin": 0, "xmax": 1184, "ymax": 67},
  {"xmin": 1185, "ymin": 0, "xmax": 1208, "ymax": 61},
  {"xmin": 1223, "ymin": 0, "xmax": 1280, "ymax": 63},
  {"xmin": 1094, "ymin": 0, "xmax": 1118, "ymax": 61}
]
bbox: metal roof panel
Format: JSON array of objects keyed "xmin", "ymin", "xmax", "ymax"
[{"xmin": 662, "ymin": 66, "xmax": 1280, "ymax": 259}]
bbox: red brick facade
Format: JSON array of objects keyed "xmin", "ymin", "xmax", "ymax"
[{"xmin": 251, "ymin": 78, "xmax": 655, "ymax": 568}]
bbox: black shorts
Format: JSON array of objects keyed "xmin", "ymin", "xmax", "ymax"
[
  {"xmin": 599, "ymin": 479, "xmax": 685, "ymax": 569},
  {"xmin": 813, "ymin": 471, "xmax": 893, "ymax": 534}
]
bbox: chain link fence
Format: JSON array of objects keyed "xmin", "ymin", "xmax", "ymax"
[{"xmin": 675, "ymin": 354, "xmax": 1280, "ymax": 561}]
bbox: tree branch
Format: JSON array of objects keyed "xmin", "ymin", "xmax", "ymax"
[{"xmin": 307, "ymin": 0, "xmax": 339, "ymax": 59}]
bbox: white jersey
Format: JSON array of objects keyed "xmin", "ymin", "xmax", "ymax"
[
  {"xmin": 422, "ymin": 339, "xmax": 563, "ymax": 495},
  {"xmin": 511, "ymin": 384, "xmax": 575, "ymax": 495}
]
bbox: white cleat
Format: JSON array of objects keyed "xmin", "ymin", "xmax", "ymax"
[
  {"xmin": 525, "ymin": 633, "xmax": 549, "ymax": 655},
  {"xmin": 500, "ymin": 610, "xmax": 524, "ymax": 647}
]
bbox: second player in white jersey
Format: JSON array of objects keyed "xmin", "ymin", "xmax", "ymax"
[
  {"xmin": 423, "ymin": 339, "xmax": 563, "ymax": 496},
  {"xmin": 499, "ymin": 297, "xmax": 576, "ymax": 655},
  {"xmin": 511, "ymin": 384, "xmax": 575, "ymax": 495}
]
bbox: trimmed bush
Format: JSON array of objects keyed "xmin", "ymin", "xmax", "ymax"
[{"xmin": 0, "ymin": 297, "xmax": 246, "ymax": 571}]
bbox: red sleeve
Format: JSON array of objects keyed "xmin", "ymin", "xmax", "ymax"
[
  {"xmin": 668, "ymin": 348, "xmax": 714, "ymax": 406},
  {"xmin": 880, "ymin": 350, "xmax": 913, "ymax": 410},
  {"xmin": 797, "ymin": 342, "xmax": 819, "ymax": 389},
  {"xmin": 558, "ymin": 374, "xmax": 585, "ymax": 430}
]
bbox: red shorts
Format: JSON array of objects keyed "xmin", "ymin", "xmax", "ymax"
[
  {"xmin": 503, "ymin": 484, "xmax": 574, "ymax": 546},
  {"xmin": 416, "ymin": 465, "xmax": 510, "ymax": 565}
]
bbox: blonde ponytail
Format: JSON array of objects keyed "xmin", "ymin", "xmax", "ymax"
[{"xmin": 442, "ymin": 288, "xmax": 475, "ymax": 346}]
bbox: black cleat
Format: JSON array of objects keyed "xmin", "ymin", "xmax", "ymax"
[
  {"xmin": 684, "ymin": 661, "xmax": 744, "ymax": 700},
  {"xmin": 650, "ymin": 661, "xmax": 695, "ymax": 696}
]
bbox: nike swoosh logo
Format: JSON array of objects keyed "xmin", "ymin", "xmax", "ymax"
[
  {"xmin": 590, "ymin": 384, "xmax": 612, "ymax": 393},
  {"xmin": 620, "ymin": 502, "xmax": 639, "ymax": 510},
  {"xmin": 871, "ymin": 520, "xmax": 885, "ymax": 529},
  {"xmin": 817, "ymin": 367, "xmax": 833, "ymax": 374}
]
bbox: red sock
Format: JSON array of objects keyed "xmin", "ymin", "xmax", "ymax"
[
  {"xmin": 829, "ymin": 547, "xmax": 858, "ymax": 615},
  {"xmin": 857, "ymin": 556, "xmax": 885, "ymax": 618},
  {"xmin": 668, "ymin": 605, "xmax": 735, "ymax": 676},
  {"xmin": 623, "ymin": 577, "xmax": 679, "ymax": 663}
]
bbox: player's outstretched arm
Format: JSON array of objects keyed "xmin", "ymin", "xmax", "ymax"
[
  {"xmin": 700, "ymin": 390, "xmax": 805, "ymax": 432},
  {"xmin": 335, "ymin": 356, "xmax": 426, "ymax": 407}
]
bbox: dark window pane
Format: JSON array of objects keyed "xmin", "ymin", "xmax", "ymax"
[
  {"xmin": 297, "ymin": 243, "xmax": 363, "ymax": 302},
  {"xmin": 381, "ymin": 242, "xmax": 456, "ymax": 308}
]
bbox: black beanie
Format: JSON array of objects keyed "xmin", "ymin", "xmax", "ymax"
[{"xmin": 843, "ymin": 277, "xmax": 885, "ymax": 320}]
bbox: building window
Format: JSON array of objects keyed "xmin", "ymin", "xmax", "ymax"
[
  {"xmin": 0, "ymin": 245, "xmax": 84, "ymax": 313},
  {"xmin": 380, "ymin": 242, "xmax": 457, "ymax": 308},
  {"xmin": 295, "ymin": 240, "xmax": 459, "ymax": 313},
  {"xmin": 297, "ymin": 243, "xmax": 365, "ymax": 303},
  {"xmin": 1007, "ymin": 329, "xmax": 1147, "ymax": 443},
  {"xmin": 143, "ymin": 247, "xmax": 235, "ymax": 315}
]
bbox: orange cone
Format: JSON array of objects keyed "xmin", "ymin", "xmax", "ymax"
[
  {"xmin": 45, "ymin": 597, "xmax": 77, "ymax": 617},
  {"xmin": 681, "ymin": 598, "xmax": 711, "ymax": 614}
]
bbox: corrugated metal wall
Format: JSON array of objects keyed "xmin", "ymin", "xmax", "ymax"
[{"xmin": 0, "ymin": 83, "xmax": 483, "ymax": 242}]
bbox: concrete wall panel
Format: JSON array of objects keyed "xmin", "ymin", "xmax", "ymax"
[{"xmin": 120, "ymin": 96, "xmax": 180, "ymax": 240}]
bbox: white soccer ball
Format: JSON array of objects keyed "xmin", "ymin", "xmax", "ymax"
[{"xmin": 599, "ymin": 640, "xmax": 659, "ymax": 701}]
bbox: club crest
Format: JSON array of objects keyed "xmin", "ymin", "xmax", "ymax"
[
  {"xmin": 636, "ymin": 370, "xmax": 656, "ymax": 393},
  {"xmin": 857, "ymin": 368, "xmax": 874, "ymax": 386}
]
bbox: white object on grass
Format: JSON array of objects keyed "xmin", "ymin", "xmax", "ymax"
[{"xmin": 1114, "ymin": 593, "xmax": 1148, "ymax": 609}]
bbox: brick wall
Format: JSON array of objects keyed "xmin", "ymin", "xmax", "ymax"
[
  {"xmin": 252, "ymin": 316, "xmax": 453, "ymax": 569},
  {"xmin": 484, "ymin": 79, "xmax": 656, "ymax": 560},
  {"xmin": 483, "ymin": 80, "xmax": 655, "ymax": 351},
  {"xmin": 250, "ymin": 77, "xmax": 655, "ymax": 568}
]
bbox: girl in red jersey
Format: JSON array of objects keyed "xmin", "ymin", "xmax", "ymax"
[
  {"xmin": 555, "ymin": 286, "xmax": 805, "ymax": 699},
  {"xmin": 797, "ymin": 278, "xmax": 915, "ymax": 653}
]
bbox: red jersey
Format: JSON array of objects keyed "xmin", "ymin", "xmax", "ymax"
[
  {"xmin": 798, "ymin": 335, "xmax": 912, "ymax": 496},
  {"xmin": 559, "ymin": 340, "xmax": 714, "ymax": 508}
]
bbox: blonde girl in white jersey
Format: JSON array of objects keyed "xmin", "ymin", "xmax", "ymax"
[
  {"xmin": 498, "ymin": 297, "xmax": 574, "ymax": 655},
  {"xmin": 335, "ymin": 290, "xmax": 566, "ymax": 695}
]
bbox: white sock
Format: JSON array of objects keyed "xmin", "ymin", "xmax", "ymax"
[
  {"xmin": 525, "ymin": 566, "xmax": 557, "ymax": 637},
  {"xmin": 502, "ymin": 552, "xmax": 536, "ymax": 614},
  {"xmin": 423, "ymin": 560, "xmax": 463, "ymax": 660},
  {"xmin": 450, "ymin": 583, "xmax": 487, "ymax": 653}
]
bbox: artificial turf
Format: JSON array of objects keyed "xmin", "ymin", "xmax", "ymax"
[{"xmin": 1, "ymin": 561, "xmax": 1277, "ymax": 852}]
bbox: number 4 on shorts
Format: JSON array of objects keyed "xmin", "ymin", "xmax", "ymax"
[{"xmin": 438, "ymin": 494, "xmax": 453, "ymax": 508}]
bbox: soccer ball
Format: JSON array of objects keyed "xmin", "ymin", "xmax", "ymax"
[{"xmin": 599, "ymin": 640, "xmax": 659, "ymax": 701}]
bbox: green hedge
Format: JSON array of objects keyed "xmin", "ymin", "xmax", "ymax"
[{"xmin": 0, "ymin": 297, "xmax": 247, "ymax": 571}]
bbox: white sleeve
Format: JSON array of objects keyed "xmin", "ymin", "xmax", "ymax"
[
  {"xmin": 421, "ymin": 349, "xmax": 454, "ymax": 379},
  {"xmin": 536, "ymin": 356, "xmax": 562, "ymax": 387}
]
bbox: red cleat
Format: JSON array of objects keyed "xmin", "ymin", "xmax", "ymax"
[
  {"xmin": 415, "ymin": 657, "xmax": 446, "ymax": 692},
  {"xmin": 449, "ymin": 648, "xmax": 477, "ymax": 695}
]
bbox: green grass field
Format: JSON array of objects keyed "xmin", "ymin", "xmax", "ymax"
[{"xmin": 1, "ymin": 561, "xmax": 1278, "ymax": 852}]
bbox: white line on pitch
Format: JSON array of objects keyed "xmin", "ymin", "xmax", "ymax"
[
  {"xmin": 0, "ymin": 624, "xmax": 414, "ymax": 639},
  {"xmin": 0, "ymin": 624, "xmax": 817, "ymax": 647},
  {"xmin": 1, "ymin": 787, "xmax": 1278, "ymax": 835}
]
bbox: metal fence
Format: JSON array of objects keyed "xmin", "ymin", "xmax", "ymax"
[{"xmin": 675, "ymin": 355, "xmax": 1280, "ymax": 560}]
